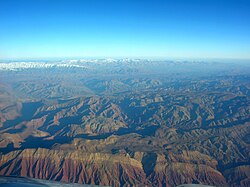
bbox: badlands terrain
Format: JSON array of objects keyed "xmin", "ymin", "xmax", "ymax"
[{"xmin": 0, "ymin": 59, "xmax": 249, "ymax": 186}]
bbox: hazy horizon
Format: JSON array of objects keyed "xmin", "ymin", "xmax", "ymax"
[{"xmin": 1, "ymin": 56, "xmax": 250, "ymax": 63}]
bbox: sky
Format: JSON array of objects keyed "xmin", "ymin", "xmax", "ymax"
[{"xmin": 0, "ymin": 0, "xmax": 250, "ymax": 60}]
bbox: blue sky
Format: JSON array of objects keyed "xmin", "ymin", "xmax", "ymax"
[{"xmin": 0, "ymin": 0, "xmax": 250, "ymax": 59}]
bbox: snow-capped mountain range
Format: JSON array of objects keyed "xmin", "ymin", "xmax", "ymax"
[
  {"xmin": 0, "ymin": 58, "xmax": 150, "ymax": 71},
  {"xmin": 0, "ymin": 59, "xmax": 244, "ymax": 76}
]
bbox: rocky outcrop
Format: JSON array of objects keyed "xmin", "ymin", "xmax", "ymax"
[
  {"xmin": 0, "ymin": 148, "xmax": 233, "ymax": 187},
  {"xmin": 0, "ymin": 148, "xmax": 146, "ymax": 186}
]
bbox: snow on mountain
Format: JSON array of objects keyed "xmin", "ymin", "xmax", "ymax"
[
  {"xmin": 0, "ymin": 59, "xmax": 150, "ymax": 71},
  {"xmin": 0, "ymin": 61, "xmax": 88, "ymax": 71},
  {"xmin": 0, "ymin": 58, "xmax": 213, "ymax": 71}
]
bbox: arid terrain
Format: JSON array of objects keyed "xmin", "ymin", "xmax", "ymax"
[{"xmin": 0, "ymin": 59, "xmax": 249, "ymax": 186}]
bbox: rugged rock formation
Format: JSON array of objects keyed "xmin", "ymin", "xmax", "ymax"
[
  {"xmin": 0, "ymin": 149, "xmax": 146, "ymax": 186},
  {"xmin": 0, "ymin": 148, "xmax": 230, "ymax": 187}
]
